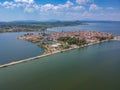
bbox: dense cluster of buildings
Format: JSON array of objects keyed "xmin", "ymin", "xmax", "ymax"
[
  {"xmin": 19, "ymin": 31, "xmax": 113, "ymax": 43},
  {"xmin": 50, "ymin": 31, "xmax": 113, "ymax": 43}
]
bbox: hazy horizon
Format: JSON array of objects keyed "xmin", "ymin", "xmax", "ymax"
[{"xmin": 0, "ymin": 19, "xmax": 120, "ymax": 22}]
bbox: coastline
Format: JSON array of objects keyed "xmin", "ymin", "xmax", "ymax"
[{"xmin": 0, "ymin": 39, "xmax": 114, "ymax": 68}]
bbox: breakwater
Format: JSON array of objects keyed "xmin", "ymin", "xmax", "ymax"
[{"xmin": 0, "ymin": 39, "xmax": 114, "ymax": 68}]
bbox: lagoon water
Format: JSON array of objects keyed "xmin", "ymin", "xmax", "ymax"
[
  {"xmin": 0, "ymin": 32, "xmax": 44, "ymax": 65},
  {"xmin": 0, "ymin": 41, "xmax": 120, "ymax": 90},
  {"xmin": 48, "ymin": 21, "xmax": 120, "ymax": 35},
  {"xmin": 0, "ymin": 22, "xmax": 120, "ymax": 90}
]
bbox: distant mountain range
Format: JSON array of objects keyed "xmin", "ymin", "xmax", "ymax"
[{"xmin": 0, "ymin": 20, "xmax": 119, "ymax": 25}]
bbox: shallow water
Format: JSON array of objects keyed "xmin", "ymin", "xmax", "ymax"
[
  {"xmin": 0, "ymin": 22, "xmax": 120, "ymax": 90},
  {"xmin": 0, "ymin": 32, "xmax": 44, "ymax": 64},
  {"xmin": 0, "ymin": 41, "xmax": 120, "ymax": 90}
]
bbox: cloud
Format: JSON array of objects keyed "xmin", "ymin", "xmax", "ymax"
[
  {"xmin": 0, "ymin": 0, "xmax": 39, "ymax": 12},
  {"xmin": 0, "ymin": 0, "xmax": 119, "ymax": 21},
  {"xmin": 76, "ymin": 0, "xmax": 93, "ymax": 4},
  {"xmin": 73, "ymin": 6, "xmax": 85, "ymax": 10},
  {"xmin": 57, "ymin": 0, "xmax": 74, "ymax": 9},
  {"xmin": 40, "ymin": 4, "xmax": 54, "ymax": 12},
  {"xmin": 106, "ymin": 7, "xmax": 114, "ymax": 10},
  {"xmin": 1, "ymin": 1, "xmax": 17, "ymax": 8},
  {"xmin": 89, "ymin": 4, "xmax": 102, "ymax": 11},
  {"xmin": 65, "ymin": 0, "xmax": 74, "ymax": 7},
  {"xmin": 14, "ymin": 0, "xmax": 34, "ymax": 4},
  {"xmin": 24, "ymin": 4, "xmax": 40, "ymax": 12},
  {"xmin": 0, "ymin": 0, "xmax": 73, "ymax": 13},
  {"xmin": 40, "ymin": 1, "xmax": 74, "ymax": 12}
]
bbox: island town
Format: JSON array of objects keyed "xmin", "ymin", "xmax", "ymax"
[
  {"xmin": 0, "ymin": 31, "xmax": 119, "ymax": 68},
  {"xmin": 18, "ymin": 31, "xmax": 114, "ymax": 54}
]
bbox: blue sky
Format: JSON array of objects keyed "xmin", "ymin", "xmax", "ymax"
[{"xmin": 0, "ymin": 0, "xmax": 120, "ymax": 21}]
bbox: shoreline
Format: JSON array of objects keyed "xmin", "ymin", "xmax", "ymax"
[{"xmin": 0, "ymin": 39, "xmax": 115, "ymax": 68}]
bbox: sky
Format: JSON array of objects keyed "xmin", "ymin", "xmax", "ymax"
[{"xmin": 0, "ymin": 0, "xmax": 120, "ymax": 21}]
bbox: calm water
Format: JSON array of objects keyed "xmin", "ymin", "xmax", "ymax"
[
  {"xmin": 0, "ymin": 32, "xmax": 44, "ymax": 65},
  {"xmin": 0, "ymin": 41, "xmax": 120, "ymax": 90},
  {"xmin": 48, "ymin": 21, "xmax": 120, "ymax": 35},
  {"xmin": 0, "ymin": 22, "xmax": 120, "ymax": 90}
]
